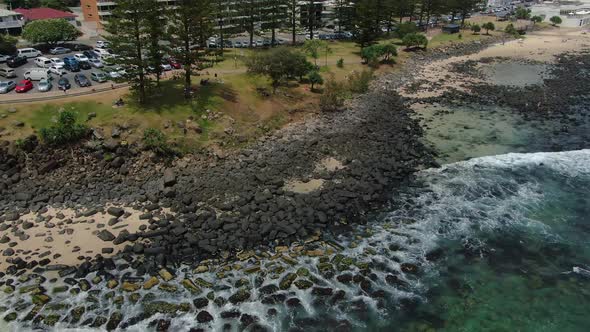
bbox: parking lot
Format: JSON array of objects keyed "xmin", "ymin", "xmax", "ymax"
[{"xmin": 0, "ymin": 51, "xmax": 115, "ymax": 95}]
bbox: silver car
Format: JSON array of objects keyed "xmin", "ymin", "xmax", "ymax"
[
  {"xmin": 38, "ymin": 79, "xmax": 53, "ymax": 92},
  {"xmin": 0, "ymin": 80, "xmax": 16, "ymax": 94}
]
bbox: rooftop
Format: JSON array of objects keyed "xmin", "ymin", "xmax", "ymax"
[
  {"xmin": 14, "ymin": 7, "xmax": 76, "ymax": 21},
  {"xmin": 0, "ymin": 9, "xmax": 21, "ymax": 17}
]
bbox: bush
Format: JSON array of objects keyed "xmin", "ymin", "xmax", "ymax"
[
  {"xmin": 336, "ymin": 58, "xmax": 344, "ymax": 68},
  {"xmin": 515, "ymin": 7, "xmax": 531, "ymax": 20},
  {"xmin": 504, "ymin": 23, "xmax": 518, "ymax": 36},
  {"xmin": 482, "ymin": 22, "xmax": 495, "ymax": 34},
  {"xmin": 142, "ymin": 128, "xmax": 175, "ymax": 156},
  {"xmin": 396, "ymin": 22, "xmax": 418, "ymax": 39},
  {"xmin": 361, "ymin": 43, "xmax": 397, "ymax": 67},
  {"xmin": 308, "ymin": 71, "xmax": 324, "ymax": 91},
  {"xmin": 531, "ymin": 16, "xmax": 543, "ymax": 24},
  {"xmin": 320, "ymin": 76, "xmax": 347, "ymax": 112},
  {"xmin": 550, "ymin": 16, "xmax": 562, "ymax": 26},
  {"xmin": 471, "ymin": 24, "xmax": 481, "ymax": 34},
  {"xmin": 347, "ymin": 70, "xmax": 373, "ymax": 94},
  {"xmin": 39, "ymin": 110, "xmax": 89, "ymax": 146},
  {"xmin": 402, "ymin": 33, "xmax": 428, "ymax": 50}
]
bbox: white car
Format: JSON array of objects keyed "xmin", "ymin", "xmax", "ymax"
[
  {"xmin": 49, "ymin": 65, "xmax": 67, "ymax": 76},
  {"xmin": 104, "ymin": 67, "xmax": 121, "ymax": 79},
  {"xmin": 160, "ymin": 63, "xmax": 172, "ymax": 71},
  {"xmin": 89, "ymin": 59, "xmax": 103, "ymax": 68},
  {"xmin": 96, "ymin": 41, "xmax": 109, "ymax": 48},
  {"xmin": 0, "ymin": 54, "xmax": 9, "ymax": 63},
  {"xmin": 74, "ymin": 53, "xmax": 89, "ymax": 62},
  {"xmin": 50, "ymin": 57, "xmax": 65, "ymax": 67}
]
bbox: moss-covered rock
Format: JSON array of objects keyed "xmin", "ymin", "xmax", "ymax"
[
  {"xmin": 279, "ymin": 273, "xmax": 298, "ymax": 290},
  {"xmin": 181, "ymin": 279, "xmax": 201, "ymax": 294},
  {"xmin": 69, "ymin": 306, "xmax": 85, "ymax": 323},
  {"xmin": 113, "ymin": 296, "xmax": 124, "ymax": 305},
  {"xmin": 4, "ymin": 312, "xmax": 17, "ymax": 322},
  {"xmin": 106, "ymin": 311, "xmax": 123, "ymax": 331},
  {"xmin": 129, "ymin": 293, "xmax": 141, "ymax": 304},
  {"xmin": 3, "ymin": 286, "xmax": 14, "ymax": 294},
  {"xmin": 228, "ymin": 288, "xmax": 251, "ymax": 304},
  {"xmin": 92, "ymin": 276, "xmax": 103, "ymax": 285},
  {"xmin": 158, "ymin": 268, "xmax": 174, "ymax": 282},
  {"xmin": 144, "ymin": 301, "xmax": 184, "ymax": 317},
  {"xmin": 23, "ymin": 305, "xmax": 43, "ymax": 321},
  {"xmin": 52, "ymin": 286, "xmax": 68, "ymax": 294},
  {"xmin": 296, "ymin": 267, "xmax": 310, "ymax": 277},
  {"xmin": 43, "ymin": 314, "xmax": 61, "ymax": 326},
  {"xmin": 194, "ymin": 277, "xmax": 213, "ymax": 289},
  {"xmin": 294, "ymin": 279, "xmax": 314, "ymax": 290},
  {"xmin": 46, "ymin": 303, "xmax": 71, "ymax": 311},
  {"xmin": 107, "ymin": 279, "xmax": 119, "ymax": 289},
  {"xmin": 32, "ymin": 294, "xmax": 52, "ymax": 305},
  {"xmin": 19, "ymin": 285, "xmax": 44, "ymax": 294},
  {"xmin": 78, "ymin": 279, "xmax": 91, "ymax": 291},
  {"xmin": 143, "ymin": 276, "xmax": 159, "ymax": 290},
  {"xmin": 158, "ymin": 283, "xmax": 178, "ymax": 293},
  {"xmin": 121, "ymin": 281, "xmax": 140, "ymax": 292},
  {"xmin": 90, "ymin": 315, "xmax": 107, "ymax": 328}
]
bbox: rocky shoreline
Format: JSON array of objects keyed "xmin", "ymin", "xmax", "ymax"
[{"xmin": 3, "ymin": 33, "xmax": 579, "ymax": 330}]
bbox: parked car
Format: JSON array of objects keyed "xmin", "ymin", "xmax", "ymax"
[
  {"xmin": 50, "ymin": 47, "xmax": 71, "ymax": 55},
  {"xmin": 96, "ymin": 41, "xmax": 109, "ymax": 48},
  {"xmin": 63, "ymin": 56, "xmax": 80, "ymax": 72},
  {"xmin": 37, "ymin": 78, "xmax": 52, "ymax": 92},
  {"xmin": 15, "ymin": 79, "xmax": 33, "ymax": 93},
  {"xmin": 24, "ymin": 68, "xmax": 51, "ymax": 81},
  {"xmin": 74, "ymin": 73, "xmax": 91, "ymax": 87},
  {"xmin": 49, "ymin": 65, "xmax": 67, "ymax": 76},
  {"xmin": 0, "ymin": 68, "xmax": 16, "ymax": 78},
  {"xmin": 234, "ymin": 41, "xmax": 243, "ymax": 48},
  {"xmin": 34, "ymin": 57, "xmax": 52, "ymax": 68},
  {"xmin": 6, "ymin": 56, "xmax": 27, "ymax": 68},
  {"xmin": 161, "ymin": 62, "xmax": 172, "ymax": 71},
  {"xmin": 90, "ymin": 71, "xmax": 107, "ymax": 83},
  {"xmin": 17, "ymin": 48, "xmax": 42, "ymax": 58},
  {"xmin": 255, "ymin": 40, "xmax": 263, "ymax": 47},
  {"xmin": 168, "ymin": 58, "xmax": 181, "ymax": 69},
  {"xmin": 224, "ymin": 40, "xmax": 233, "ymax": 48},
  {"xmin": 79, "ymin": 61, "xmax": 91, "ymax": 70},
  {"xmin": 83, "ymin": 50, "xmax": 98, "ymax": 60},
  {"xmin": 50, "ymin": 57, "xmax": 65, "ymax": 67},
  {"xmin": 57, "ymin": 77, "xmax": 71, "ymax": 90},
  {"xmin": 0, "ymin": 54, "xmax": 9, "ymax": 63},
  {"xmin": 0, "ymin": 80, "xmax": 16, "ymax": 94},
  {"xmin": 104, "ymin": 67, "xmax": 121, "ymax": 79},
  {"xmin": 89, "ymin": 59, "xmax": 103, "ymax": 68},
  {"xmin": 74, "ymin": 53, "xmax": 89, "ymax": 62}
]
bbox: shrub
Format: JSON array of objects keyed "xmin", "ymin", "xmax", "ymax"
[
  {"xmin": 396, "ymin": 22, "xmax": 418, "ymax": 39},
  {"xmin": 402, "ymin": 33, "xmax": 428, "ymax": 50},
  {"xmin": 361, "ymin": 43, "xmax": 397, "ymax": 67},
  {"xmin": 336, "ymin": 58, "xmax": 344, "ymax": 68},
  {"xmin": 143, "ymin": 128, "xmax": 175, "ymax": 156},
  {"xmin": 515, "ymin": 7, "xmax": 531, "ymax": 20},
  {"xmin": 347, "ymin": 70, "xmax": 373, "ymax": 94},
  {"xmin": 531, "ymin": 16, "xmax": 543, "ymax": 24},
  {"xmin": 550, "ymin": 16, "xmax": 562, "ymax": 26},
  {"xmin": 471, "ymin": 24, "xmax": 481, "ymax": 34},
  {"xmin": 504, "ymin": 23, "xmax": 518, "ymax": 36},
  {"xmin": 482, "ymin": 22, "xmax": 495, "ymax": 35},
  {"xmin": 39, "ymin": 110, "xmax": 89, "ymax": 146},
  {"xmin": 308, "ymin": 71, "xmax": 324, "ymax": 91},
  {"xmin": 320, "ymin": 76, "xmax": 347, "ymax": 112}
]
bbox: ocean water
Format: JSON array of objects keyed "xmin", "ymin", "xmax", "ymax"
[{"xmin": 4, "ymin": 150, "xmax": 589, "ymax": 331}]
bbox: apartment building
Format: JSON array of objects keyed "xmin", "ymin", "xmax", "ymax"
[
  {"xmin": 0, "ymin": 8, "xmax": 24, "ymax": 34},
  {"xmin": 80, "ymin": 0, "xmax": 289, "ymax": 34}
]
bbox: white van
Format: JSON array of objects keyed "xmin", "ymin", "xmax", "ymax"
[
  {"xmin": 35, "ymin": 57, "xmax": 52, "ymax": 68},
  {"xmin": 93, "ymin": 48, "xmax": 111, "ymax": 59},
  {"xmin": 24, "ymin": 68, "xmax": 51, "ymax": 81},
  {"xmin": 17, "ymin": 48, "xmax": 42, "ymax": 58}
]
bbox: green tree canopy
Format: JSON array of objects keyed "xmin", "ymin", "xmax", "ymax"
[
  {"xmin": 245, "ymin": 47, "xmax": 313, "ymax": 92},
  {"xmin": 402, "ymin": 33, "xmax": 429, "ymax": 50},
  {"xmin": 550, "ymin": 16, "xmax": 562, "ymax": 26},
  {"xmin": 22, "ymin": 19, "xmax": 81, "ymax": 46},
  {"xmin": 482, "ymin": 22, "xmax": 495, "ymax": 34}
]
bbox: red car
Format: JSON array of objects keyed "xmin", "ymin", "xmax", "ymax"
[
  {"xmin": 168, "ymin": 58, "xmax": 182, "ymax": 69},
  {"xmin": 15, "ymin": 79, "xmax": 34, "ymax": 93}
]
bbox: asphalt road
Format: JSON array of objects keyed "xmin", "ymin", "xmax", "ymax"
[{"xmin": 0, "ymin": 51, "xmax": 112, "ymax": 95}]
